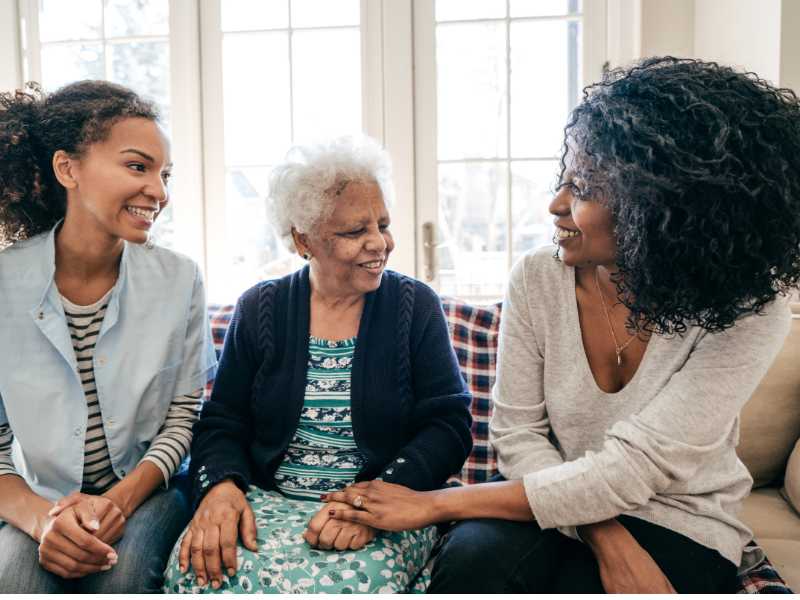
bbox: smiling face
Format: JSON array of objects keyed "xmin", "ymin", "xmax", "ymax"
[
  {"xmin": 61, "ymin": 117, "xmax": 172, "ymax": 245},
  {"xmin": 549, "ymin": 169, "xmax": 617, "ymax": 268},
  {"xmin": 297, "ymin": 180, "xmax": 394, "ymax": 298}
]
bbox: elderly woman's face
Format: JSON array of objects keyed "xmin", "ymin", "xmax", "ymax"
[
  {"xmin": 549, "ymin": 170, "xmax": 617, "ymax": 268},
  {"xmin": 307, "ymin": 180, "xmax": 394, "ymax": 296}
]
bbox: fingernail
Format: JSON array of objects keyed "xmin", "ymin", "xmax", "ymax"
[
  {"xmin": 212, "ymin": 580, "xmax": 220, "ymax": 589},
  {"xmin": 180, "ymin": 564, "xmax": 186, "ymax": 573},
  {"xmin": 47, "ymin": 506, "xmax": 57, "ymax": 516},
  {"xmin": 227, "ymin": 568, "xmax": 235, "ymax": 577},
  {"xmin": 197, "ymin": 577, "xmax": 205, "ymax": 586},
  {"xmin": 89, "ymin": 519, "xmax": 100, "ymax": 530},
  {"xmin": 101, "ymin": 565, "xmax": 112, "ymax": 571},
  {"xmin": 107, "ymin": 552, "xmax": 118, "ymax": 561}
]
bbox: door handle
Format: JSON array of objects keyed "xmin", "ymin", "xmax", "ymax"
[{"xmin": 422, "ymin": 221, "xmax": 437, "ymax": 282}]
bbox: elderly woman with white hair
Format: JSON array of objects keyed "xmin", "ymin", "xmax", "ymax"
[{"xmin": 162, "ymin": 136, "xmax": 473, "ymax": 593}]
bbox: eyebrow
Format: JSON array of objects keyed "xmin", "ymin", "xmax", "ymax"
[{"xmin": 120, "ymin": 148, "xmax": 173, "ymax": 168}]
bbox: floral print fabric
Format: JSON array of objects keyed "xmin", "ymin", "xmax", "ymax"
[{"xmin": 162, "ymin": 487, "xmax": 438, "ymax": 593}]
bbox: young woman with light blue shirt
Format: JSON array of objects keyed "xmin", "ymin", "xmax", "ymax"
[{"xmin": 0, "ymin": 81, "xmax": 217, "ymax": 592}]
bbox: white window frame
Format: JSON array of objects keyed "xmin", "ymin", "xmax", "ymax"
[
  {"xmin": 13, "ymin": 0, "xmax": 606, "ymax": 300},
  {"xmin": 412, "ymin": 0, "xmax": 607, "ymax": 291}
]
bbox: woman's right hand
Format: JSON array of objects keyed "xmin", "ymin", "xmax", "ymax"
[
  {"xmin": 178, "ymin": 480, "xmax": 258, "ymax": 590},
  {"xmin": 38, "ymin": 505, "xmax": 118, "ymax": 579}
]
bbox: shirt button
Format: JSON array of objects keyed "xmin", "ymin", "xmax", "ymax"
[
  {"xmin": 384, "ymin": 468, "xmax": 394, "ymax": 475},
  {"xmin": 107, "ymin": 417, "xmax": 115, "ymax": 426},
  {"xmin": 73, "ymin": 427, "xmax": 82, "ymax": 437},
  {"xmin": 119, "ymin": 469, "xmax": 126, "ymax": 477},
  {"xmin": 395, "ymin": 458, "xmax": 406, "ymax": 464},
  {"xmin": 97, "ymin": 357, "xmax": 107, "ymax": 367}
]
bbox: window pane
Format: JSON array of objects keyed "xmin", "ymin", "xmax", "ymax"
[
  {"xmin": 292, "ymin": 28, "xmax": 362, "ymax": 145},
  {"xmin": 39, "ymin": 0, "xmax": 102, "ymax": 42},
  {"xmin": 222, "ymin": 32, "xmax": 291, "ymax": 166},
  {"xmin": 438, "ymin": 162, "xmax": 508, "ymax": 303},
  {"xmin": 291, "ymin": 0, "xmax": 359, "ymax": 28},
  {"xmin": 104, "ymin": 0, "xmax": 169, "ymax": 37},
  {"xmin": 221, "ymin": 0, "xmax": 289, "ymax": 32},
  {"xmin": 41, "ymin": 43, "xmax": 104, "ymax": 91},
  {"xmin": 223, "ymin": 167, "xmax": 303, "ymax": 298},
  {"xmin": 436, "ymin": 0, "xmax": 506, "ymax": 22},
  {"xmin": 511, "ymin": 160, "xmax": 558, "ymax": 261},
  {"xmin": 510, "ymin": 0, "xmax": 582, "ymax": 18},
  {"xmin": 437, "ymin": 22, "xmax": 507, "ymax": 160},
  {"xmin": 510, "ymin": 20, "xmax": 580, "ymax": 158},
  {"xmin": 108, "ymin": 40, "xmax": 171, "ymax": 124}
]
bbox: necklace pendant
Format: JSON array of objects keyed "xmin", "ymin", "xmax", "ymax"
[{"xmin": 616, "ymin": 352, "xmax": 622, "ymax": 367}]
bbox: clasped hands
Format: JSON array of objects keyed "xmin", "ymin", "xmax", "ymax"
[{"xmin": 37, "ymin": 491, "xmax": 126, "ymax": 579}]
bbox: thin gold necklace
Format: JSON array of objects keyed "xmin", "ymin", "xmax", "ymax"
[{"xmin": 594, "ymin": 268, "xmax": 637, "ymax": 367}]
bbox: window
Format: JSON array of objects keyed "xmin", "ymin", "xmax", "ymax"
[
  {"xmin": 414, "ymin": 0, "xmax": 607, "ymax": 303},
  {"xmin": 14, "ymin": 0, "xmax": 606, "ymax": 304}
]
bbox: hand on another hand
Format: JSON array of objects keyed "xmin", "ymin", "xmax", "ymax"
[
  {"xmin": 304, "ymin": 501, "xmax": 376, "ymax": 551},
  {"xmin": 179, "ymin": 480, "xmax": 258, "ymax": 590},
  {"xmin": 49, "ymin": 491, "xmax": 127, "ymax": 545},
  {"xmin": 38, "ymin": 504, "xmax": 118, "ymax": 579},
  {"xmin": 324, "ymin": 480, "xmax": 435, "ymax": 532}
]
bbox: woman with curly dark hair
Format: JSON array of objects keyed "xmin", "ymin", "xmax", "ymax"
[
  {"xmin": 322, "ymin": 57, "xmax": 800, "ymax": 593},
  {"xmin": 0, "ymin": 81, "xmax": 216, "ymax": 592}
]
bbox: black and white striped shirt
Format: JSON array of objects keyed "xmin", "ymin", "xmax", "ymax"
[{"xmin": 0, "ymin": 289, "xmax": 203, "ymax": 491}]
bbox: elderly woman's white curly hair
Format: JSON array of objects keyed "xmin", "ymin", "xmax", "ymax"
[{"xmin": 267, "ymin": 135, "xmax": 394, "ymax": 253}]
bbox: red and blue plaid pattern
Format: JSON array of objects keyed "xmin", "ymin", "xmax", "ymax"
[{"xmin": 205, "ymin": 300, "xmax": 790, "ymax": 592}]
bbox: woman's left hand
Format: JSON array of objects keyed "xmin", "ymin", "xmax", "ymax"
[
  {"xmin": 48, "ymin": 492, "xmax": 127, "ymax": 545},
  {"xmin": 323, "ymin": 481, "xmax": 436, "ymax": 532}
]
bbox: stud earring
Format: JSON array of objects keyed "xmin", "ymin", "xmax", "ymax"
[{"xmin": 303, "ymin": 253, "xmax": 311, "ymax": 260}]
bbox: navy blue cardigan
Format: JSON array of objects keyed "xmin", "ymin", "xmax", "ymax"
[{"xmin": 189, "ymin": 267, "xmax": 473, "ymax": 506}]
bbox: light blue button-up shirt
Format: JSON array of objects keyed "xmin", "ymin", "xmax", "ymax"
[{"xmin": 0, "ymin": 225, "xmax": 217, "ymax": 501}]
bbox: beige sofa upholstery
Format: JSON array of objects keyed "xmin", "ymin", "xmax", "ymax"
[{"xmin": 737, "ymin": 302, "xmax": 800, "ymax": 590}]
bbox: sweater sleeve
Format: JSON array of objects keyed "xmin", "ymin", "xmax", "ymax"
[
  {"xmin": 489, "ymin": 257, "xmax": 566, "ymax": 478},
  {"xmin": 522, "ymin": 298, "xmax": 792, "ymax": 530},
  {"xmin": 379, "ymin": 282, "xmax": 473, "ymax": 491},
  {"xmin": 188, "ymin": 286, "xmax": 265, "ymax": 508}
]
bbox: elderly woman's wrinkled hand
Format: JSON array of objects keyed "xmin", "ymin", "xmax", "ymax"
[
  {"xmin": 178, "ymin": 480, "xmax": 258, "ymax": 590},
  {"xmin": 323, "ymin": 480, "xmax": 437, "ymax": 532},
  {"xmin": 304, "ymin": 501, "xmax": 376, "ymax": 550}
]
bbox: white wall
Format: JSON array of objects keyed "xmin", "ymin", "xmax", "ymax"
[
  {"xmin": 640, "ymin": 0, "xmax": 694, "ymax": 58},
  {"xmin": 694, "ymin": 0, "xmax": 782, "ymax": 83},
  {"xmin": 779, "ymin": 0, "xmax": 800, "ymax": 93}
]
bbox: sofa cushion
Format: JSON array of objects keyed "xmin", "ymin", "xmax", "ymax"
[
  {"xmin": 737, "ymin": 305, "xmax": 800, "ymax": 488},
  {"xmin": 783, "ymin": 439, "xmax": 800, "ymax": 516}
]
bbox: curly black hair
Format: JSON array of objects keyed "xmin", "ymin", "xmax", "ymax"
[
  {"xmin": 561, "ymin": 56, "xmax": 800, "ymax": 334},
  {"xmin": 0, "ymin": 80, "xmax": 158, "ymax": 244}
]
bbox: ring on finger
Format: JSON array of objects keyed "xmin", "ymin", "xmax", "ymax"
[{"xmin": 353, "ymin": 495, "xmax": 365, "ymax": 509}]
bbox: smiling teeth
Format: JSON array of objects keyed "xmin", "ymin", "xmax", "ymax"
[
  {"xmin": 127, "ymin": 206, "xmax": 156, "ymax": 220},
  {"xmin": 361, "ymin": 261, "xmax": 382, "ymax": 268},
  {"xmin": 557, "ymin": 228, "xmax": 580, "ymax": 239}
]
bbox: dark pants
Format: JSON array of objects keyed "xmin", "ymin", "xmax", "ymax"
[{"xmin": 429, "ymin": 514, "xmax": 738, "ymax": 593}]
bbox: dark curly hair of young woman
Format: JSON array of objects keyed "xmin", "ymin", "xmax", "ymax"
[
  {"xmin": 560, "ymin": 56, "xmax": 800, "ymax": 334},
  {"xmin": 0, "ymin": 80, "xmax": 158, "ymax": 245}
]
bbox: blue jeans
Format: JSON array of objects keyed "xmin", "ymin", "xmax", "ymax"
[{"xmin": 0, "ymin": 482, "xmax": 190, "ymax": 593}]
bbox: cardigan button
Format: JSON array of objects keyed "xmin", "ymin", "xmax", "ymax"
[
  {"xmin": 384, "ymin": 468, "xmax": 394, "ymax": 475},
  {"xmin": 395, "ymin": 458, "xmax": 406, "ymax": 464}
]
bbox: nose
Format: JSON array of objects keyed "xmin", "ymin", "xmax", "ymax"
[
  {"xmin": 144, "ymin": 174, "xmax": 168, "ymax": 205},
  {"xmin": 364, "ymin": 225, "xmax": 388, "ymax": 253},
  {"xmin": 549, "ymin": 185, "xmax": 571, "ymax": 217}
]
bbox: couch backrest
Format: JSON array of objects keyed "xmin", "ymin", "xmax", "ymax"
[
  {"xmin": 737, "ymin": 304, "xmax": 800, "ymax": 488},
  {"xmin": 206, "ymin": 300, "xmax": 800, "ymax": 488}
]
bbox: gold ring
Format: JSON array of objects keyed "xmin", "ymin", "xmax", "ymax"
[{"xmin": 353, "ymin": 495, "xmax": 364, "ymax": 509}]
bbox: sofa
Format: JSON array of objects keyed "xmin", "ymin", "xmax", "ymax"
[{"xmin": 206, "ymin": 298, "xmax": 800, "ymax": 593}]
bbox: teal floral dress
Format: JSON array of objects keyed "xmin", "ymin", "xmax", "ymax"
[{"xmin": 163, "ymin": 336, "xmax": 438, "ymax": 593}]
